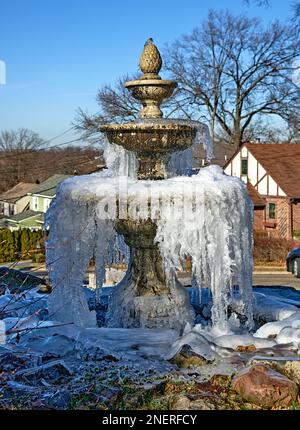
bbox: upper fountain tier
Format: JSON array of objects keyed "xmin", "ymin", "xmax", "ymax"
[
  {"xmin": 125, "ymin": 38, "xmax": 176, "ymax": 119},
  {"xmin": 100, "ymin": 39, "xmax": 199, "ymax": 179}
]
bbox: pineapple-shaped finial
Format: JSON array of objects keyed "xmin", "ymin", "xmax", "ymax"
[{"xmin": 139, "ymin": 38, "xmax": 162, "ymax": 79}]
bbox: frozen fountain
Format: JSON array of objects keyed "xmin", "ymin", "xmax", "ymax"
[
  {"xmin": 3, "ymin": 41, "xmax": 300, "ymax": 412},
  {"xmin": 46, "ymin": 40, "xmax": 254, "ymax": 334}
]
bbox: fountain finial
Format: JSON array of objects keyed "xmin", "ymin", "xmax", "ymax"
[
  {"xmin": 139, "ymin": 38, "xmax": 162, "ymax": 80},
  {"xmin": 124, "ymin": 40, "xmax": 176, "ymax": 118}
]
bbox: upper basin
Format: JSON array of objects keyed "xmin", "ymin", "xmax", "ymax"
[
  {"xmin": 99, "ymin": 118, "xmax": 198, "ymax": 155},
  {"xmin": 125, "ymin": 79, "xmax": 177, "ymax": 118}
]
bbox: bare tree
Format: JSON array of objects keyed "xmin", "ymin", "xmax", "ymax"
[
  {"xmin": 292, "ymin": 1, "xmax": 300, "ymax": 19},
  {"xmin": 76, "ymin": 10, "xmax": 300, "ymax": 149},
  {"xmin": 0, "ymin": 144, "xmax": 102, "ymax": 194},
  {"xmin": 75, "ymin": 75, "xmax": 141, "ymax": 143},
  {"xmin": 0, "ymin": 129, "xmax": 45, "ymax": 151},
  {"xmin": 286, "ymin": 112, "xmax": 300, "ymax": 141},
  {"xmin": 244, "ymin": 0, "xmax": 270, "ymax": 6},
  {"xmin": 165, "ymin": 10, "xmax": 300, "ymax": 149}
]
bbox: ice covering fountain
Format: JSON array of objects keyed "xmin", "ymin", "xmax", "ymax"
[{"xmin": 46, "ymin": 40, "xmax": 254, "ymax": 334}]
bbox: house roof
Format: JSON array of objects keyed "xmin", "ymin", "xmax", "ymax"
[
  {"xmin": 247, "ymin": 182, "xmax": 266, "ymax": 207},
  {"xmin": 245, "ymin": 143, "xmax": 300, "ymax": 198},
  {"xmin": 0, "ymin": 182, "xmax": 36, "ymax": 204},
  {"xmin": 193, "ymin": 141, "xmax": 236, "ymax": 168},
  {"xmin": 73, "ymin": 162, "xmax": 106, "ymax": 175},
  {"xmin": 28, "ymin": 174, "xmax": 71, "ymax": 197},
  {"xmin": 6, "ymin": 210, "xmax": 43, "ymax": 223}
]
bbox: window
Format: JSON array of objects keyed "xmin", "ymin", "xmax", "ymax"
[
  {"xmin": 32, "ymin": 196, "xmax": 38, "ymax": 211},
  {"xmin": 241, "ymin": 159, "xmax": 248, "ymax": 175},
  {"xmin": 268, "ymin": 203, "xmax": 276, "ymax": 219},
  {"xmin": 44, "ymin": 198, "xmax": 51, "ymax": 212}
]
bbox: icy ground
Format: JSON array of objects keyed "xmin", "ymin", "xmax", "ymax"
[{"xmin": 1, "ymin": 282, "xmax": 300, "ymax": 408}]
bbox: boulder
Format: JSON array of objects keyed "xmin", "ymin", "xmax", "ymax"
[{"xmin": 232, "ymin": 364, "xmax": 298, "ymax": 408}]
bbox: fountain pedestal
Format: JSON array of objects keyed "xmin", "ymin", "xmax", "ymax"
[
  {"xmin": 106, "ymin": 218, "xmax": 194, "ymax": 329},
  {"xmin": 116, "ymin": 219, "xmax": 169, "ymax": 296}
]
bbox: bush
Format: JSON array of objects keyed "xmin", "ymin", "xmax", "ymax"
[
  {"xmin": 31, "ymin": 253, "xmax": 46, "ymax": 263},
  {"xmin": 293, "ymin": 230, "xmax": 300, "ymax": 240},
  {"xmin": 0, "ymin": 229, "xmax": 45, "ymax": 263},
  {"xmin": 253, "ymin": 233, "xmax": 300, "ymax": 265}
]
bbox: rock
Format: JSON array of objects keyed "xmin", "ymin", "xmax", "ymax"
[
  {"xmin": 284, "ymin": 361, "xmax": 300, "ymax": 384},
  {"xmin": 81, "ymin": 345, "xmax": 119, "ymax": 362},
  {"xmin": 15, "ymin": 360, "xmax": 72, "ymax": 384},
  {"xmin": 170, "ymin": 344, "xmax": 207, "ymax": 368},
  {"xmin": 6, "ymin": 381, "xmax": 39, "ymax": 394},
  {"xmin": 0, "ymin": 284, "xmax": 7, "ymax": 295},
  {"xmin": 189, "ymin": 398, "xmax": 217, "ymax": 410},
  {"xmin": 172, "ymin": 395, "xmax": 216, "ymax": 410},
  {"xmin": 0, "ymin": 352, "xmax": 29, "ymax": 372},
  {"xmin": 172, "ymin": 396, "xmax": 190, "ymax": 409},
  {"xmin": 48, "ymin": 390, "xmax": 71, "ymax": 409},
  {"xmin": 37, "ymin": 284, "xmax": 52, "ymax": 294},
  {"xmin": 31, "ymin": 398, "xmax": 50, "ymax": 409},
  {"xmin": 100, "ymin": 387, "xmax": 120, "ymax": 403},
  {"xmin": 236, "ymin": 344, "xmax": 256, "ymax": 353},
  {"xmin": 232, "ymin": 364, "xmax": 298, "ymax": 408}
]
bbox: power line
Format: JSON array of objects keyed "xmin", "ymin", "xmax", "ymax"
[
  {"xmin": 0, "ymin": 137, "xmax": 83, "ymax": 161},
  {"xmin": 0, "ymin": 128, "xmax": 89, "ymax": 161},
  {"xmin": 0, "ymin": 142, "xmax": 103, "ymax": 177}
]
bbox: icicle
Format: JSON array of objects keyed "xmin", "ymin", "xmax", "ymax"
[
  {"xmin": 166, "ymin": 122, "xmax": 213, "ymax": 175},
  {"xmin": 103, "ymin": 138, "xmax": 137, "ymax": 178},
  {"xmin": 195, "ymin": 122, "xmax": 214, "ymax": 162},
  {"xmin": 45, "ymin": 197, "xmax": 98, "ymax": 327}
]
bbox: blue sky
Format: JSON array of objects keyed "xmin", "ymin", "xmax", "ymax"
[{"xmin": 0, "ymin": 0, "xmax": 293, "ymax": 144}]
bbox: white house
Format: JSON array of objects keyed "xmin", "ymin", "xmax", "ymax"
[
  {"xmin": 224, "ymin": 142, "xmax": 300, "ymax": 239},
  {"xmin": 0, "ymin": 182, "xmax": 35, "ymax": 217}
]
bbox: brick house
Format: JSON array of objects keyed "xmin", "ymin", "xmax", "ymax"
[{"xmin": 224, "ymin": 143, "xmax": 300, "ymax": 239}]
